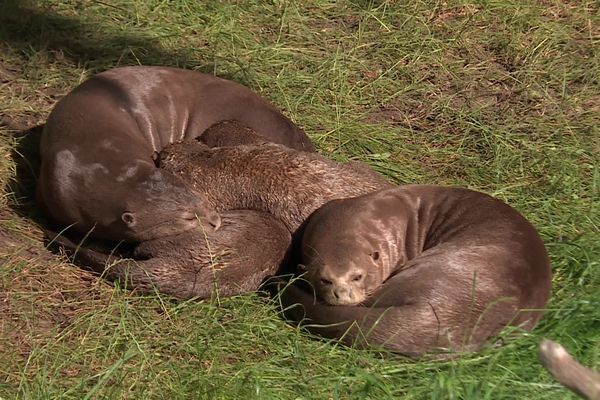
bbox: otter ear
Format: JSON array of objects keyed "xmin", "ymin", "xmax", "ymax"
[
  {"xmin": 297, "ymin": 263, "xmax": 307, "ymax": 272},
  {"xmin": 371, "ymin": 251, "xmax": 380, "ymax": 261},
  {"xmin": 121, "ymin": 212, "xmax": 136, "ymax": 227}
]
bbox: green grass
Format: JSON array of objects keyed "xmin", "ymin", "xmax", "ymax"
[{"xmin": 1, "ymin": 0, "xmax": 599, "ymax": 398}]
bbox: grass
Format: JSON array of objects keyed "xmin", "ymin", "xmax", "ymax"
[{"xmin": 0, "ymin": 0, "xmax": 598, "ymax": 398}]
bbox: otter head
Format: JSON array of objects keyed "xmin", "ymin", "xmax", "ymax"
[
  {"xmin": 299, "ymin": 199, "xmax": 390, "ymax": 306},
  {"xmin": 42, "ymin": 147, "xmax": 220, "ymax": 243},
  {"xmin": 116, "ymin": 167, "xmax": 220, "ymax": 242},
  {"xmin": 299, "ymin": 242, "xmax": 384, "ymax": 305}
]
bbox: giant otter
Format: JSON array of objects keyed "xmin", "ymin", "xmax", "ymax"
[
  {"xmin": 51, "ymin": 131, "xmax": 391, "ymax": 298},
  {"xmin": 50, "ymin": 210, "xmax": 291, "ymax": 299},
  {"xmin": 37, "ymin": 66, "xmax": 314, "ymax": 242},
  {"xmin": 158, "ymin": 140, "xmax": 392, "ymax": 233},
  {"xmin": 278, "ymin": 185, "xmax": 552, "ymax": 357}
]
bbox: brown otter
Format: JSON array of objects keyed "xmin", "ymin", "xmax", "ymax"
[
  {"xmin": 49, "ymin": 210, "xmax": 291, "ymax": 300},
  {"xmin": 52, "ymin": 134, "xmax": 391, "ymax": 298},
  {"xmin": 37, "ymin": 66, "xmax": 314, "ymax": 242},
  {"xmin": 198, "ymin": 119, "xmax": 272, "ymax": 148},
  {"xmin": 158, "ymin": 140, "xmax": 392, "ymax": 233},
  {"xmin": 539, "ymin": 339, "xmax": 600, "ymax": 400},
  {"xmin": 278, "ymin": 185, "xmax": 552, "ymax": 357}
]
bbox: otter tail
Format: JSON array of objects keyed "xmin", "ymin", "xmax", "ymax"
[
  {"xmin": 539, "ymin": 339, "xmax": 600, "ymax": 400},
  {"xmin": 276, "ymin": 282, "xmax": 485, "ymax": 358}
]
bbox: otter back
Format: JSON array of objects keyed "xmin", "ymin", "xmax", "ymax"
[{"xmin": 37, "ymin": 66, "xmax": 314, "ymax": 242}]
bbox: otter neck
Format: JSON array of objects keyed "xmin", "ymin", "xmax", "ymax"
[
  {"xmin": 371, "ymin": 218, "xmax": 410, "ymax": 279},
  {"xmin": 191, "ymin": 150, "xmax": 306, "ymax": 232},
  {"xmin": 175, "ymin": 144, "xmax": 392, "ymax": 233},
  {"xmin": 396, "ymin": 194, "xmax": 433, "ymax": 268},
  {"xmin": 377, "ymin": 193, "xmax": 429, "ymax": 276}
]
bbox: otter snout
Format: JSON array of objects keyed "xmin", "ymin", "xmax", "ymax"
[
  {"xmin": 201, "ymin": 207, "xmax": 222, "ymax": 231},
  {"xmin": 182, "ymin": 186, "xmax": 221, "ymax": 231},
  {"xmin": 330, "ymin": 286, "xmax": 361, "ymax": 305},
  {"xmin": 182, "ymin": 207, "xmax": 222, "ymax": 232}
]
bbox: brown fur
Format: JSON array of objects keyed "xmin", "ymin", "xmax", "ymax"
[
  {"xmin": 278, "ymin": 185, "xmax": 552, "ymax": 357},
  {"xmin": 50, "ymin": 210, "xmax": 291, "ymax": 300},
  {"xmin": 37, "ymin": 66, "xmax": 313, "ymax": 242},
  {"xmin": 198, "ymin": 119, "xmax": 272, "ymax": 148},
  {"xmin": 53, "ymin": 128, "xmax": 389, "ymax": 299},
  {"xmin": 159, "ymin": 141, "xmax": 392, "ymax": 233}
]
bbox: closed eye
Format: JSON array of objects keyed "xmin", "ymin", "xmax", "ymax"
[
  {"xmin": 352, "ymin": 274, "xmax": 363, "ymax": 282},
  {"xmin": 320, "ymin": 278, "xmax": 332, "ymax": 285}
]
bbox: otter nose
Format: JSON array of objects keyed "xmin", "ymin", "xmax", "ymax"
[
  {"xmin": 333, "ymin": 287, "xmax": 352, "ymax": 301},
  {"xmin": 182, "ymin": 208, "xmax": 221, "ymax": 231},
  {"xmin": 205, "ymin": 209, "xmax": 221, "ymax": 230},
  {"xmin": 190, "ymin": 195, "xmax": 221, "ymax": 231},
  {"xmin": 192, "ymin": 208, "xmax": 221, "ymax": 231}
]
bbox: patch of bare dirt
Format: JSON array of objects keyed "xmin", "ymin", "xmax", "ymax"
[
  {"xmin": 362, "ymin": 41, "xmax": 530, "ymax": 130},
  {"xmin": 363, "ymin": 101, "xmax": 432, "ymax": 128}
]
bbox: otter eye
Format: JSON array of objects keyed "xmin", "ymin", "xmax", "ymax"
[
  {"xmin": 121, "ymin": 212, "xmax": 136, "ymax": 226},
  {"xmin": 371, "ymin": 251, "xmax": 380, "ymax": 261},
  {"xmin": 352, "ymin": 274, "xmax": 363, "ymax": 282},
  {"xmin": 320, "ymin": 278, "xmax": 332, "ymax": 286}
]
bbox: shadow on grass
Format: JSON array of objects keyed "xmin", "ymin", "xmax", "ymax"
[
  {"xmin": 0, "ymin": 1, "xmax": 185, "ymax": 229},
  {"xmin": 0, "ymin": 1, "xmax": 257, "ymax": 221},
  {"xmin": 0, "ymin": 1, "xmax": 249, "ymax": 81},
  {"xmin": 0, "ymin": 1, "xmax": 272, "ymax": 262},
  {"xmin": 0, "ymin": 0, "xmax": 181, "ymax": 224},
  {"xmin": 0, "ymin": 1, "xmax": 194, "ymax": 73},
  {"xmin": 6, "ymin": 124, "xmax": 48, "ymax": 227}
]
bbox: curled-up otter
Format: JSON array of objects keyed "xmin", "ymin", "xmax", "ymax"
[
  {"xmin": 278, "ymin": 185, "xmax": 552, "ymax": 357},
  {"xmin": 49, "ymin": 210, "xmax": 291, "ymax": 300},
  {"xmin": 37, "ymin": 66, "xmax": 314, "ymax": 243}
]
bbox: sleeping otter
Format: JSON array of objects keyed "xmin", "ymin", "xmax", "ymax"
[
  {"xmin": 49, "ymin": 210, "xmax": 291, "ymax": 299},
  {"xmin": 37, "ymin": 66, "xmax": 314, "ymax": 242},
  {"xmin": 51, "ymin": 124, "xmax": 390, "ymax": 298},
  {"xmin": 158, "ymin": 139, "xmax": 391, "ymax": 233}
]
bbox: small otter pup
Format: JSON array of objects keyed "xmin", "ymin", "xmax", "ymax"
[
  {"xmin": 198, "ymin": 119, "xmax": 272, "ymax": 148},
  {"xmin": 158, "ymin": 140, "xmax": 392, "ymax": 233},
  {"xmin": 279, "ymin": 185, "xmax": 552, "ymax": 357}
]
